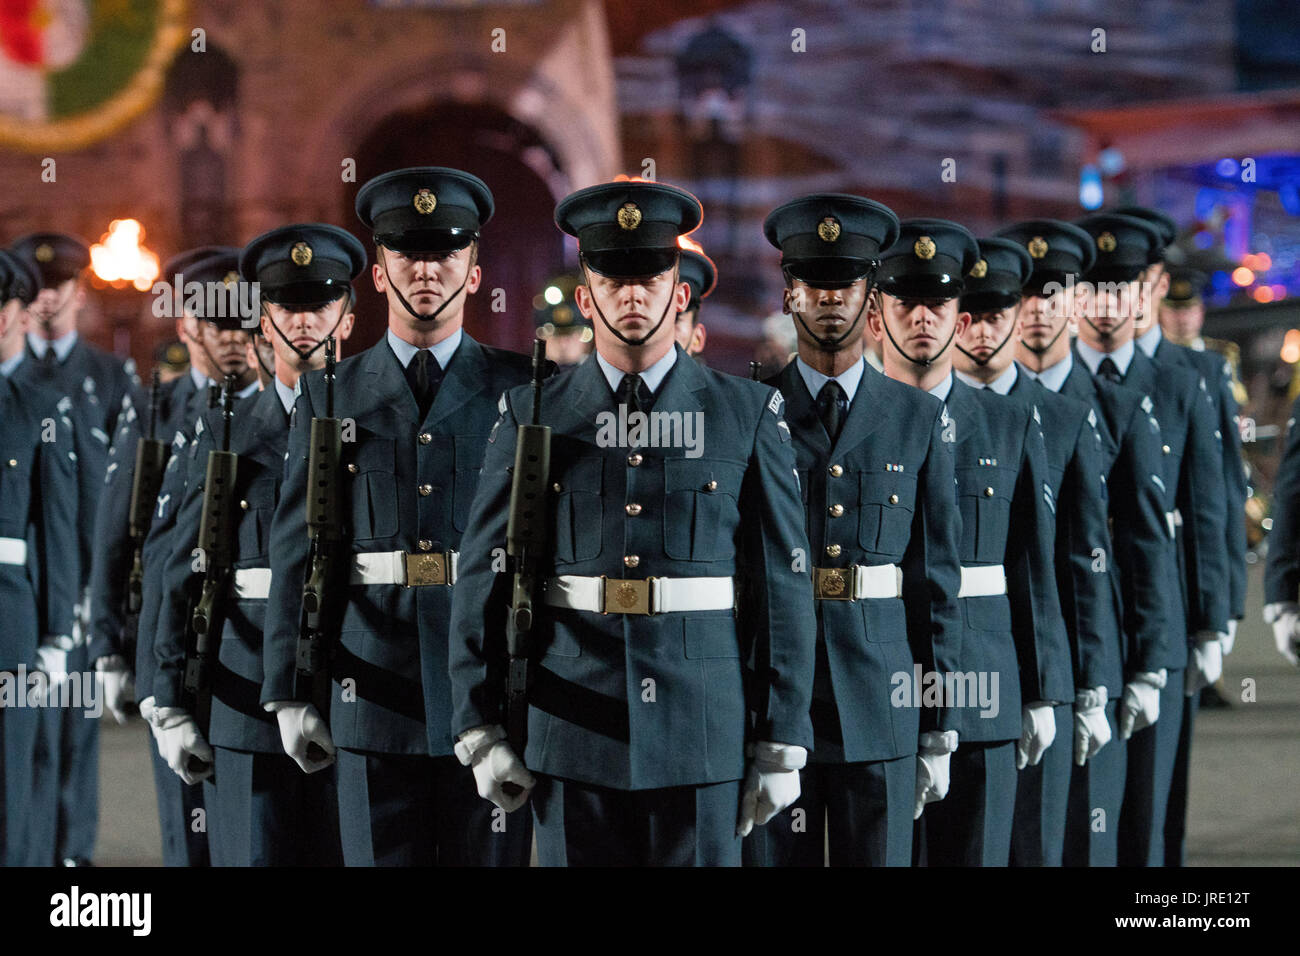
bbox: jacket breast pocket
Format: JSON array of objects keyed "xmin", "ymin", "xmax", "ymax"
[
  {"xmin": 237, "ymin": 475, "xmax": 278, "ymax": 558},
  {"xmin": 858, "ymin": 471, "xmax": 917, "ymax": 554},
  {"xmin": 347, "ymin": 437, "xmax": 397, "ymax": 542},
  {"xmin": 956, "ymin": 466, "xmax": 1013, "ymax": 564},
  {"xmin": 452, "ymin": 433, "xmax": 490, "ymax": 532},
  {"xmin": 663, "ymin": 458, "xmax": 744, "ymax": 562},
  {"xmin": 553, "ymin": 456, "xmax": 604, "ymax": 563}
]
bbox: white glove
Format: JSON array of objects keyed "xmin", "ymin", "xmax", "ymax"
[
  {"xmin": 1222, "ymin": 619, "xmax": 1238, "ymax": 656},
  {"xmin": 96, "ymin": 655, "xmax": 135, "ymax": 724},
  {"xmin": 274, "ymin": 702, "xmax": 335, "ymax": 774},
  {"xmin": 736, "ymin": 741, "xmax": 807, "ymax": 837},
  {"xmin": 1073, "ymin": 687, "xmax": 1111, "ymax": 766},
  {"xmin": 914, "ymin": 730, "xmax": 958, "ymax": 819},
  {"xmin": 1119, "ymin": 670, "xmax": 1166, "ymax": 739},
  {"xmin": 1264, "ymin": 602, "xmax": 1300, "ymax": 666},
  {"xmin": 1185, "ymin": 632, "xmax": 1224, "ymax": 697},
  {"xmin": 152, "ymin": 707, "xmax": 213, "ymax": 785},
  {"xmin": 138, "ymin": 695, "xmax": 157, "ymax": 729},
  {"xmin": 35, "ymin": 641, "xmax": 69, "ymax": 687},
  {"xmin": 1017, "ymin": 702, "xmax": 1057, "ymax": 770},
  {"xmin": 454, "ymin": 725, "xmax": 535, "ymax": 813}
]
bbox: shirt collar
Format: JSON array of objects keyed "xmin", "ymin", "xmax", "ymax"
[
  {"xmin": 189, "ymin": 365, "xmax": 209, "ymax": 391},
  {"xmin": 1135, "ymin": 322, "xmax": 1162, "ymax": 359},
  {"xmin": 0, "ymin": 352, "xmax": 23, "ymax": 378},
  {"xmin": 274, "ymin": 376, "xmax": 296, "ymax": 415},
  {"xmin": 1019, "ymin": 353, "xmax": 1072, "ymax": 393},
  {"xmin": 27, "ymin": 329, "xmax": 78, "ymax": 362},
  {"xmin": 1076, "ymin": 337, "xmax": 1135, "ymax": 377},
  {"xmin": 954, "ymin": 363, "xmax": 1018, "ymax": 395},
  {"xmin": 795, "ymin": 355, "xmax": 867, "ymax": 404},
  {"xmin": 926, "ymin": 371, "xmax": 954, "ymax": 403},
  {"xmin": 595, "ymin": 345, "xmax": 678, "ymax": 395},
  {"xmin": 386, "ymin": 327, "xmax": 463, "ymax": 371}
]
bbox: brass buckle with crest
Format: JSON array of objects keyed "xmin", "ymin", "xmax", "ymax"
[
  {"xmin": 814, "ymin": 567, "xmax": 854, "ymax": 601},
  {"xmin": 601, "ymin": 576, "xmax": 653, "ymax": 615},
  {"xmin": 404, "ymin": 551, "xmax": 448, "ymax": 587}
]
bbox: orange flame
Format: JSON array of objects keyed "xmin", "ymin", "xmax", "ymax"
[{"xmin": 90, "ymin": 219, "xmax": 160, "ymax": 291}]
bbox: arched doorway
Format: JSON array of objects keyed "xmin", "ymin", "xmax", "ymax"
[{"xmin": 341, "ymin": 103, "xmax": 567, "ymax": 352}]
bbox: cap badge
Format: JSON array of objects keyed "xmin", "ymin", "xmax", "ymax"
[
  {"xmin": 222, "ymin": 271, "xmax": 239, "ymax": 287},
  {"xmin": 617, "ymin": 202, "xmax": 642, "ymax": 231},
  {"xmin": 1027, "ymin": 236, "xmax": 1048, "ymax": 259},
  {"xmin": 1171, "ymin": 279, "xmax": 1190, "ymax": 298},
  {"xmin": 413, "ymin": 188, "xmax": 437, "ymax": 215},
  {"xmin": 817, "ymin": 217, "xmax": 841, "ymax": 243},
  {"xmin": 914, "ymin": 236, "xmax": 936, "ymax": 260},
  {"xmin": 35, "ymin": 243, "xmax": 54, "ymax": 263},
  {"xmin": 290, "ymin": 242, "xmax": 313, "ymax": 267},
  {"xmin": 553, "ymin": 304, "xmax": 572, "ymax": 326},
  {"xmin": 970, "ymin": 258, "xmax": 988, "ymax": 279},
  {"xmin": 1097, "ymin": 231, "xmax": 1117, "ymax": 253}
]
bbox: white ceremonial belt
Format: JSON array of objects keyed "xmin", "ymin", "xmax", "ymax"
[
  {"xmin": 232, "ymin": 568, "xmax": 272, "ymax": 600},
  {"xmin": 0, "ymin": 537, "xmax": 28, "ymax": 566},
  {"xmin": 813, "ymin": 563, "xmax": 902, "ymax": 600},
  {"xmin": 958, "ymin": 564, "xmax": 1006, "ymax": 598},
  {"xmin": 543, "ymin": 575, "xmax": 734, "ymax": 615},
  {"xmin": 350, "ymin": 550, "xmax": 459, "ymax": 587}
]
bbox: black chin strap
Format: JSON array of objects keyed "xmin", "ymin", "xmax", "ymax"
[
  {"xmin": 881, "ymin": 313, "xmax": 958, "ymax": 369},
  {"xmin": 33, "ymin": 282, "xmax": 78, "ymax": 344},
  {"xmin": 1082, "ymin": 312, "xmax": 1130, "ymax": 343},
  {"xmin": 580, "ymin": 260, "xmax": 678, "ymax": 348},
  {"xmin": 785, "ymin": 269, "xmax": 871, "ymax": 352},
  {"xmin": 261, "ymin": 297, "xmax": 347, "ymax": 364},
  {"xmin": 955, "ymin": 320, "xmax": 1018, "ymax": 367},
  {"xmin": 380, "ymin": 248, "xmax": 471, "ymax": 324}
]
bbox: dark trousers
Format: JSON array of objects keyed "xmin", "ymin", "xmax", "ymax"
[
  {"xmin": 532, "ymin": 774, "xmax": 742, "ymax": 866},
  {"xmin": 1162, "ymin": 690, "xmax": 1200, "ymax": 866},
  {"xmin": 1063, "ymin": 699, "xmax": 1126, "ymax": 866},
  {"xmin": 148, "ymin": 731, "xmax": 210, "ymax": 867},
  {"xmin": 1, "ymin": 703, "xmax": 40, "ymax": 866},
  {"xmin": 335, "ymin": 750, "xmax": 531, "ymax": 866},
  {"xmin": 1118, "ymin": 668, "xmax": 1185, "ymax": 866},
  {"xmin": 742, "ymin": 756, "xmax": 915, "ymax": 867},
  {"xmin": 208, "ymin": 746, "xmax": 344, "ymax": 866},
  {"xmin": 1010, "ymin": 702, "xmax": 1073, "ymax": 866},
  {"xmin": 916, "ymin": 740, "xmax": 1017, "ymax": 866}
]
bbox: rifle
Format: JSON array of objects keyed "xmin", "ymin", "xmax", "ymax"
[
  {"xmin": 126, "ymin": 370, "xmax": 168, "ymax": 615},
  {"xmin": 184, "ymin": 374, "xmax": 239, "ymax": 746},
  {"xmin": 503, "ymin": 339, "xmax": 552, "ymax": 761},
  {"xmin": 295, "ymin": 338, "xmax": 343, "ymax": 746}
]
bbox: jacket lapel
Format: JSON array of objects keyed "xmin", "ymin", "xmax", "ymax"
[
  {"xmin": 774, "ymin": 360, "xmax": 830, "ymax": 457},
  {"xmin": 360, "ymin": 336, "xmax": 422, "ymax": 425},
  {"xmin": 424, "ymin": 333, "xmax": 488, "ymax": 429},
  {"xmin": 829, "ymin": 360, "xmax": 885, "ymax": 458}
]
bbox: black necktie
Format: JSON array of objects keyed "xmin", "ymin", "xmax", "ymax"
[
  {"xmin": 816, "ymin": 380, "xmax": 848, "ymax": 443},
  {"xmin": 1097, "ymin": 357, "xmax": 1123, "ymax": 385},
  {"xmin": 615, "ymin": 372, "xmax": 653, "ymax": 415},
  {"xmin": 405, "ymin": 349, "xmax": 442, "ymax": 419},
  {"xmin": 39, "ymin": 345, "xmax": 57, "ymax": 374}
]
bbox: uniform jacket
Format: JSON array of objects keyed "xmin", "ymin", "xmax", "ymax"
[
  {"xmin": 262, "ymin": 333, "xmax": 536, "ymax": 757},
  {"xmin": 768, "ymin": 358, "xmax": 962, "ymax": 763},
  {"xmin": 1265, "ymin": 395, "xmax": 1300, "ymax": 606},
  {"xmin": 449, "ymin": 346, "xmax": 817, "ymax": 790}
]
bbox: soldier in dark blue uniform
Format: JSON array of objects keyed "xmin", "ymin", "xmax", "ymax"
[
  {"xmin": 1071, "ymin": 213, "xmax": 1229, "ymax": 867},
  {"xmin": 1120, "ymin": 206, "xmax": 1246, "ymax": 866},
  {"xmin": 1265, "ymin": 397, "xmax": 1300, "ymax": 667},
  {"xmin": 8, "ymin": 232, "xmax": 140, "ymax": 866},
  {"xmin": 0, "ymin": 249, "xmax": 80, "ymax": 867},
  {"xmin": 674, "ymin": 238, "xmax": 716, "ymax": 359},
  {"xmin": 262, "ymin": 168, "xmax": 536, "ymax": 866},
  {"xmin": 150, "ymin": 225, "xmax": 362, "ymax": 866},
  {"xmin": 740, "ymin": 194, "xmax": 963, "ymax": 867},
  {"xmin": 448, "ymin": 180, "xmax": 816, "ymax": 866},
  {"xmin": 953, "ymin": 236, "xmax": 1118, "ymax": 866},
  {"xmin": 869, "ymin": 219, "xmax": 1070, "ymax": 866}
]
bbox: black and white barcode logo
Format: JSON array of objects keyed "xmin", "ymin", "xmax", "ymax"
[{"xmin": 50, "ymin": 886, "xmax": 151, "ymax": 937}]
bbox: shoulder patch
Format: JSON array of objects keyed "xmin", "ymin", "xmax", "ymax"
[{"xmin": 767, "ymin": 389, "xmax": 784, "ymax": 416}]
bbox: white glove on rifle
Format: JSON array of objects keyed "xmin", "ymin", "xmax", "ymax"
[
  {"xmin": 1185, "ymin": 631, "xmax": 1225, "ymax": 697},
  {"xmin": 152, "ymin": 706, "xmax": 214, "ymax": 785},
  {"xmin": 1263, "ymin": 602, "xmax": 1300, "ymax": 667},
  {"xmin": 914, "ymin": 730, "xmax": 958, "ymax": 819},
  {"xmin": 1119, "ymin": 669, "xmax": 1166, "ymax": 739},
  {"xmin": 1221, "ymin": 619, "xmax": 1238, "ymax": 656},
  {"xmin": 272, "ymin": 702, "xmax": 335, "ymax": 774},
  {"xmin": 1073, "ymin": 687, "xmax": 1111, "ymax": 766},
  {"xmin": 35, "ymin": 636, "xmax": 70, "ymax": 690},
  {"xmin": 455, "ymin": 724, "xmax": 534, "ymax": 813},
  {"xmin": 139, "ymin": 695, "xmax": 158, "ymax": 738},
  {"xmin": 1017, "ymin": 702, "xmax": 1057, "ymax": 770},
  {"xmin": 736, "ymin": 741, "xmax": 806, "ymax": 837},
  {"xmin": 96, "ymin": 654, "xmax": 135, "ymax": 724}
]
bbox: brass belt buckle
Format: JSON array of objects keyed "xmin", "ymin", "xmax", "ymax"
[
  {"xmin": 814, "ymin": 566, "xmax": 854, "ymax": 601},
  {"xmin": 603, "ymin": 576, "xmax": 652, "ymax": 614},
  {"xmin": 405, "ymin": 551, "xmax": 447, "ymax": 587}
]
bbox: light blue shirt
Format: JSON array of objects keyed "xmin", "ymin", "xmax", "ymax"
[
  {"xmin": 386, "ymin": 327, "xmax": 462, "ymax": 372},
  {"xmin": 1135, "ymin": 322, "xmax": 1162, "ymax": 359},
  {"xmin": 189, "ymin": 366, "xmax": 209, "ymax": 391},
  {"xmin": 27, "ymin": 329, "xmax": 78, "ymax": 363},
  {"xmin": 274, "ymin": 377, "xmax": 296, "ymax": 415},
  {"xmin": 0, "ymin": 352, "xmax": 23, "ymax": 378},
  {"xmin": 1019, "ymin": 354, "xmax": 1073, "ymax": 394},
  {"xmin": 595, "ymin": 346, "xmax": 678, "ymax": 395},
  {"xmin": 926, "ymin": 371, "xmax": 954, "ymax": 403},
  {"xmin": 955, "ymin": 362, "xmax": 1018, "ymax": 395},
  {"xmin": 1075, "ymin": 337, "xmax": 1135, "ymax": 377},
  {"xmin": 795, "ymin": 355, "xmax": 867, "ymax": 404}
]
